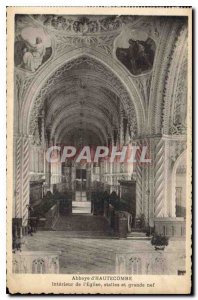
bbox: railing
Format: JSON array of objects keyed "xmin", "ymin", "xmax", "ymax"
[
  {"xmin": 13, "ymin": 251, "xmax": 61, "ymax": 274},
  {"xmin": 154, "ymin": 218, "xmax": 186, "ymax": 238},
  {"xmin": 116, "ymin": 250, "xmax": 186, "ymax": 275}
]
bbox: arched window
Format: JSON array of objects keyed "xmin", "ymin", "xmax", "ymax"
[
  {"xmin": 32, "ymin": 258, "xmax": 46, "ymax": 274},
  {"xmin": 152, "ymin": 257, "xmax": 166, "ymax": 274},
  {"xmin": 175, "ymin": 164, "xmax": 186, "ymax": 218},
  {"xmin": 129, "ymin": 257, "xmax": 142, "ymax": 274},
  {"xmin": 171, "ymin": 151, "xmax": 187, "ymax": 218}
]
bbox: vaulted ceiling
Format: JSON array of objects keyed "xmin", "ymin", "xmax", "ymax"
[
  {"xmin": 17, "ymin": 14, "xmax": 188, "ymax": 144},
  {"xmin": 43, "ymin": 59, "xmax": 124, "ymax": 147}
]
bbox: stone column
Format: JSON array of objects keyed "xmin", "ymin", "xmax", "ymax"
[
  {"xmin": 135, "ymin": 136, "xmax": 160, "ymax": 226},
  {"xmin": 21, "ymin": 135, "xmax": 31, "ymax": 228},
  {"xmin": 134, "ymin": 140, "xmax": 143, "ymax": 218},
  {"xmin": 153, "ymin": 137, "xmax": 166, "ymax": 218},
  {"xmin": 14, "ymin": 133, "xmax": 32, "ymax": 229},
  {"xmin": 147, "ymin": 137, "xmax": 156, "ymax": 227},
  {"xmin": 13, "ymin": 134, "xmax": 23, "ymax": 219}
]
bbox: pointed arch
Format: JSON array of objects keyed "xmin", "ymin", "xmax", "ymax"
[{"xmin": 20, "ymin": 48, "xmax": 145, "ymax": 137}]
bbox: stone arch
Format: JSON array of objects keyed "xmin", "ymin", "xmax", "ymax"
[
  {"xmin": 163, "ymin": 26, "xmax": 188, "ymax": 135},
  {"xmin": 16, "ymin": 48, "xmax": 146, "ymax": 226},
  {"xmin": 147, "ymin": 19, "xmax": 187, "ymax": 134},
  {"xmin": 20, "ymin": 48, "xmax": 145, "ymax": 137},
  {"xmin": 163, "ymin": 28, "xmax": 188, "ymax": 136}
]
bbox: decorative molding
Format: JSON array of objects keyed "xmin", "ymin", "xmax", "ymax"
[
  {"xmin": 15, "ymin": 72, "xmax": 34, "ymax": 106},
  {"xmin": 162, "ymin": 24, "xmax": 188, "ymax": 135},
  {"xmin": 31, "ymin": 15, "xmax": 122, "ymax": 35},
  {"xmin": 54, "ymin": 31, "xmax": 118, "ymax": 57},
  {"xmin": 148, "ymin": 19, "xmax": 186, "ymax": 134},
  {"xmin": 133, "ymin": 74, "xmax": 152, "ymax": 110},
  {"xmin": 169, "ymin": 58, "xmax": 187, "ymax": 135}
]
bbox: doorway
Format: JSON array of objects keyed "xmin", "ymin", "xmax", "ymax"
[
  {"xmin": 72, "ymin": 168, "xmax": 91, "ymax": 214},
  {"xmin": 76, "ymin": 169, "xmax": 87, "ymax": 197}
]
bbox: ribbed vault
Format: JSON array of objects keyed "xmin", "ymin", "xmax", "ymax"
[{"xmin": 31, "ymin": 56, "xmax": 139, "ymax": 147}]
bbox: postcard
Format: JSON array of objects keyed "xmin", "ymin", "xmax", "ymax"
[{"xmin": 6, "ymin": 6, "xmax": 192, "ymax": 294}]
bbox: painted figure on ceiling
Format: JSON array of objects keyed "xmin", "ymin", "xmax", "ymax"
[
  {"xmin": 21, "ymin": 37, "xmax": 46, "ymax": 72},
  {"xmin": 116, "ymin": 37, "xmax": 156, "ymax": 76},
  {"xmin": 15, "ymin": 17, "xmax": 52, "ymax": 72}
]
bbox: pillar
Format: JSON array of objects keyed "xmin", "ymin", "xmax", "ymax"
[
  {"xmin": 21, "ymin": 135, "xmax": 30, "ymax": 228},
  {"xmin": 14, "ymin": 134, "xmax": 31, "ymax": 229}
]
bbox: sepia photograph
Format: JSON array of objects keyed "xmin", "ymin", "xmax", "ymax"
[{"xmin": 6, "ymin": 6, "xmax": 192, "ymax": 294}]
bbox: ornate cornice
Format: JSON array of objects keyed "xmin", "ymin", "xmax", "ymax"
[{"xmin": 30, "ymin": 15, "xmax": 122, "ymax": 35}]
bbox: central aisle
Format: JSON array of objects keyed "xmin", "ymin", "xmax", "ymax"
[
  {"xmin": 53, "ymin": 215, "xmax": 111, "ymax": 233},
  {"xmin": 72, "ymin": 201, "xmax": 91, "ymax": 214},
  {"xmin": 22, "ymin": 231, "xmax": 154, "ymax": 274},
  {"xmin": 72, "ymin": 191, "xmax": 91, "ymax": 214}
]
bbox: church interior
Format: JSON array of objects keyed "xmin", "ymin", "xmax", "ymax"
[{"xmin": 12, "ymin": 14, "xmax": 188, "ymax": 275}]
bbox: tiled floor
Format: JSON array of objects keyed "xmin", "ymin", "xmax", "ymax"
[{"xmin": 22, "ymin": 230, "xmax": 185, "ymax": 274}]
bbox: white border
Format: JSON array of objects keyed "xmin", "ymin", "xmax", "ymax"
[{"xmin": 1, "ymin": 0, "xmax": 196, "ymax": 298}]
